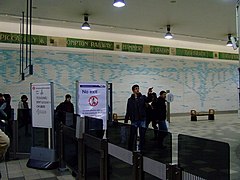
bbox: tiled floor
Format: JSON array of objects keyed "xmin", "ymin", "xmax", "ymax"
[
  {"xmin": 169, "ymin": 113, "xmax": 240, "ymax": 180},
  {"xmin": 0, "ymin": 158, "xmax": 75, "ymax": 180},
  {"xmin": 0, "ymin": 113, "xmax": 240, "ymax": 179}
]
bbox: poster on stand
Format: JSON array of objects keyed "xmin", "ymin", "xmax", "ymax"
[
  {"xmin": 77, "ymin": 82, "xmax": 108, "ymax": 129},
  {"xmin": 31, "ymin": 82, "xmax": 54, "ymax": 128}
]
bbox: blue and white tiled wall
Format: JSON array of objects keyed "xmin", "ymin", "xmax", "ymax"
[{"xmin": 0, "ymin": 46, "xmax": 238, "ymax": 116}]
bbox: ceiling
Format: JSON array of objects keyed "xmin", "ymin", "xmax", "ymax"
[{"xmin": 0, "ymin": 0, "xmax": 239, "ymax": 46}]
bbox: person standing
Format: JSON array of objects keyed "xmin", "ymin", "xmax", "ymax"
[
  {"xmin": 55, "ymin": 94, "xmax": 74, "ymax": 170},
  {"xmin": 18, "ymin": 95, "xmax": 31, "ymax": 136},
  {"xmin": 154, "ymin": 90, "xmax": 168, "ymax": 147},
  {"xmin": 3, "ymin": 94, "xmax": 12, "ymax": 136},
  {"xmin": 146, "ymin": 88, "xmax": 158, "ymax": 140},
  {"xmin": 56, "ymin": 94, "xmax": 74, "ymax": 114},
  {"xmin": 56, "ymin": 94, "xmax": 74, "ymax": 124},
  {"xmin": 124, "ymin": 84, "xmax": 147, "ymax": 151}
]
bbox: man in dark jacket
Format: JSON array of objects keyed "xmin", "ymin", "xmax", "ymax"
[
  {"xmin": 154, "ymin": 90, "xmax": 168, "ymax": 147},
  {"xmin": 155, "ymin": 91, "xmax": 167, "ymax": 129},
  {"xmin": 56, "ymin": 94, "xmax": 74, "ymax": 125},
  {"xmin": 55, "ymin": 94, "xmax": 74, "ymax": 169},
  {"xmin": 125, "ymin": 84, "xmax": 147, "ymax": 151},
  {"xmin": 56, "ymin": 94, "xmax": 74, "ymax": 114},
  {"xmin": 146, "ymin": 88, "xmax": 158, "ymax": 139}
]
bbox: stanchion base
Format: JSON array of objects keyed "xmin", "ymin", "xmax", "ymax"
[
  {"xmin": 27, "ymin": 159, "xmax": 59, "ymax": 170},
  {"xmin": 27, "ymin": 147, "xmax": 58, "ymax": 170}
]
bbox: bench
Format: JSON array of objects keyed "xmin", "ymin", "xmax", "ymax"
[{"xmin": 190, "ymin": 109, "xmax": 215, "ymax": 121}]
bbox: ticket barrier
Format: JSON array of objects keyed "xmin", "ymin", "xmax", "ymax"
[{"xmin": 59, "ymin": 119, "xmax": 230, "ymax": 180}]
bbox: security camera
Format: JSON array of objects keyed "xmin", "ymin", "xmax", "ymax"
[{"xmin": 230, "ymin": 36, "xmax": 238, "ymax": 50}]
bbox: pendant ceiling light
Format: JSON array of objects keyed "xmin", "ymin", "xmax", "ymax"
[
  {"xmin": 226, "ymin": 34, "xmax": 233, "ymax": 47},
  {"xmin": 81, "ymin": 14, "xmax": 91, "ymax": 30},
  {"xmin": 164, "ymin": 25, "xmax": 173, "ymax": 39},
  {"xmin": 113, "ymin": 0, "xmax": 126, "ymax": 8}
]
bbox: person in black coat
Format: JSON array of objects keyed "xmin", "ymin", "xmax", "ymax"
[
  {"xmin": 55, "ymin": 94, "xmax": 74, "ymax": 168},
  {"xmin": 146, "ymin": 88, "xmax": 158, "ymax": 140},
  {"xmin": 18, "ymin": 95, "xmax": 31, "ymax": 137},
  {"xmin": 125, "ymin": 84, "xmax": 147, "ymax": 151},
  {"xmin": 56, "ymin": 94, "xmax": 74, "ymax": 114},
  {"xmin": 153, "ymin": 90, "xmax": 168, "ymax": 147}
]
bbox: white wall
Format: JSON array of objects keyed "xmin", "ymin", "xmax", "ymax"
[{"xmin": 0, "ymin": 21, "xmax": 238, "ymax": 117}]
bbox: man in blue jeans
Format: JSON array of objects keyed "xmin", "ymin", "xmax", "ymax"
[{"xmin": 125, "ymin": 84, "xmax": 147, "ymax": 151}]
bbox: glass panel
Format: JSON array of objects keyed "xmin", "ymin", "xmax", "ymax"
[
  {"xmin": 17, "ymin": 109, "xmax": 32, "ymax": 153},
  {"xmin": 108, "ymin": 155, "xmax": 133, "ymax": 180},
  {"xmin": 85, "ymin": 116, "xmax": 104, "ymax": 139},
  {"xmin": 142, "ymin": 128, "xmax": 172, "ymax": 164},
  {"xmin": 107, "ymin": 122, "xmax": 134, "ymax": 150},
  {"xmin": 65, "ymin": 112, "xmax": 74, "ymax": 127},
  {"xmin": 54, "ymin": 111, "xmax": 76, "ymax": 129},
  {"xmin": 144, "ymin": 172, "xmax": 160, "ymax": 180},
  {"xmin": 32, "ymin": 127, "xmax": 48, "ymax": 148},
  {"xmin": 86, "ymin": 146, "xmax": 100, "ymax": 180},
  {"xmin": 178, "ymin": 134, "xmax": 230, "ymax": 180},
  {"xmin": 63, "ymin": 126, "xmax": 78, "ymax": 172}
]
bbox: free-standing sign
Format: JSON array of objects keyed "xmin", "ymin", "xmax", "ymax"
[
  {"xmin": 31, "ymin": 83, "xmax": 54, "ymax": 128},
  {"xmin": 166, "ymin": 93, "xmax": 174, "ymax": 103},
  {"xmin": 77, "ymin": 82, "xmax": 108, "ymax": 129}
]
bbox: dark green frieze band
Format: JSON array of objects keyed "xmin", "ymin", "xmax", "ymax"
[
  {"xmin": 0, "ymin": 32, "xmax": 21, "ymax": 44},
  {"xmin": 31, "ymin": 35, "xmax": 47, "ymax": 45},
  {"xmin": 150, "ymin": 46, "xmax": 170, "ymax": 55},
  {"xmin": 219, "ymin": 52, "xmax": 239, "ymax": 60},
  {"xmin": 0, "ymin": 32, "xmax": 238, "ymax": 61},
  {"xmin": 0, "ymin": 32, "xmax": 47, "ymax": 45},
  {"xmin": 122, "ymin": 43, "xmax": 143, "ymax": 53},
  {"xmin": 67, "ymin": 38, "xmax": 114, "ymax": 50},
  {"xmin": 176, "ymin": 48, "xmax": 214, "ymax": 59}
]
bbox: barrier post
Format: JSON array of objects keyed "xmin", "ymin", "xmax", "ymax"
[
  {"xmin": 133, "ymin": 151, "xmax": 143, "ymax": 180},
  {"xmin": 236, "ymin": 2, "xmax": 240, "ymax": 117},
  {"xmin": 100, "ymin": 139, "xmax": 108, "ymax": 180},
  {"xmin": 166, "ymin": 164, "xmax": 182, "ymax": 180},
  {"xmin": 12, "ymin": 110, "xmax": 17, "ymax": 159},
  {"xmin": 58, "ymin": 122, "xmax": 66, "ymax": 170},
  {"xmin": 208, "ymin": 109, "xmax": 215, "ymax": 120},
  {"xmin": 77, "ymin": 138, "xmax": 84, "ymax": 180},
  {"xmin": 190, "ymin": 110, "xmax": 197, "ymax": 121},
  {"xmin": 166, "ymin": 90, "xmax": 170, "ymax": 123}
]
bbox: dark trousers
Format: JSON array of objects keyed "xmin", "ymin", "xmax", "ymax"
[
  {"xmin": 157, "ymin": 121, "xmax": 168, "ymax": 147},
  {"xmin": 128, "ymin": 120, "xmax": 146, "ymax": 151}
]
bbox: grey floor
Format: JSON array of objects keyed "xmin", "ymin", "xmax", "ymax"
[
  {"xmin": 169, "ymin": 113, "xmax": 240, "ymax": 180},
  {"xmin": 0, "ymin": 113, "xmax": 239, "ymax": 179}
]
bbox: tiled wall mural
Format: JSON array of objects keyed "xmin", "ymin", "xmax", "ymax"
[{"xmin": 0, "ymin": 47, "xmax": 238, "ymax": 117}]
